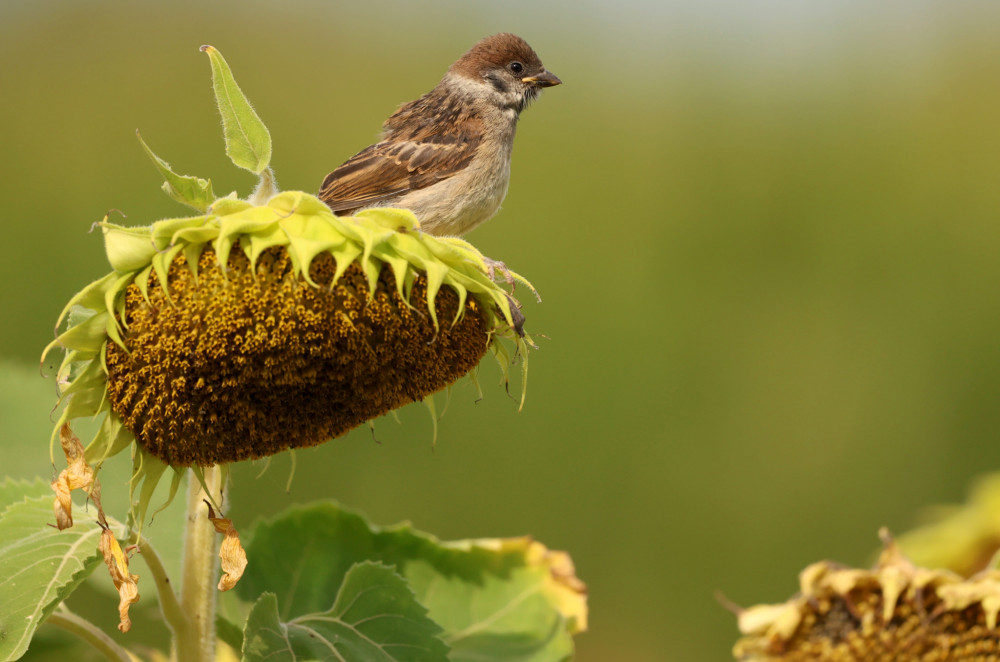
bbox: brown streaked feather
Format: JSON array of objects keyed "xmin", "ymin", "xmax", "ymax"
[{"xmin": 319, "ymin": 89, "xmax": 484, "ymax": 214}]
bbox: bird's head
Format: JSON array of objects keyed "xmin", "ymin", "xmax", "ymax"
[{"xmin": 449, "ymin": 33, "xmax": 561, "ymax": 113}]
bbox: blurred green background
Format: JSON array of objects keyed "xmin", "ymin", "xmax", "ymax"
[{"xmin": 4, "ymin": 1, "xmax": 1000, "ymax": 660}]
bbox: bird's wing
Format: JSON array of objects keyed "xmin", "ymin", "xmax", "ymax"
[{"xmin": 319, "ymin": 121, "xmax": 483, "ymax": 213}]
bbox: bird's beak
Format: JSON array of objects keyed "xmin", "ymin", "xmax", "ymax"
[{"xmin": 522, "ymin": 70, "xmax": 562, "ymax": 88}]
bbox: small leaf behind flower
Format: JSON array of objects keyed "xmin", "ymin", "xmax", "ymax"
[
  {"xmin": 201, "ymin": 45, "xmax": 272, "ymax": 174},
  {"xmin": 136, "ymin": 130, "xmax": 215, "ymax": 211},
  {"xmin": 242, "ymin": 563, "xmax": 450, "ymax": 662}
]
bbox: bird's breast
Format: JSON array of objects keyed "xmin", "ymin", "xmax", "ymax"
[{"xmin": 399, "ymin": 131, "xmax": 514, "ymax": 236}]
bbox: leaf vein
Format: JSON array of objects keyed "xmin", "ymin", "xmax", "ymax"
[{"xmin": 445, "ymin": 578, "xmax": 545, "ymax": 644}]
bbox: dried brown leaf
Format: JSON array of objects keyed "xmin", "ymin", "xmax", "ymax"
[
  {"xmin": 206, "ymin": 503, "xmax": 247, "ymax": 591},
  {"xmin": 99, "ymin": 526, "xmax": 140, "ymax": 632},
  {"xmin": 50, "ymin": 424, "xmax": 96, "ymax": 530}
]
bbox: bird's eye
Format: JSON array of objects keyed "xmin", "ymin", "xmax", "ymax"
[{"xmin": 509, "ymin": 61, "xmax": 524, "ymax": 75}]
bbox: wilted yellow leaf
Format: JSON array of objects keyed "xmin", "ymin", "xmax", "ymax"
[
  {"xmin": 206, "ymin": 503, "xmax": 247, "ymax": 591},
  {"xmin": 522, "ymin": 538, "xmax": 588, "ymax": 633},
  {"xmin": 50, "ymin": 424, "xmax": 96, "ymax": 530},
  {"xmin": 99, "ymin": 526, "xmax": 140, "ymax": 632},
  {"xmin": 447, "ymin": 536, "xmax": 588, "ymax": 634}
]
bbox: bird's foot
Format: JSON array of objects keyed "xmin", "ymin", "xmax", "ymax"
[
  {"xmin": 483, "ymin": 256, "xmax": 516, "ymax": 293},
  {"xmin": 474, "ymin": 253, "xmax": 540, "ymax": 303}
]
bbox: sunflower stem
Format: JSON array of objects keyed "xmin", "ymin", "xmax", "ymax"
[
  {"xmin": 46, "ymin": 608, "xmax": 133, "ymax": 662},
  {"xmin": 174, "ymin": 465, "xmax": 223, "ymax": 662},
  {"xmin": 248, "ymin": 166, "xmax": 276, "ymax": 205},
  {"xmin": 135, "ymin": 532, "xmax": 186, "ymax": 639}
]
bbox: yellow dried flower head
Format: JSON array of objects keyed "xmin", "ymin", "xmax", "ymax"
[{"xmin": 733, "ymin": 531, "xmax": 1000, "ymax": 661}]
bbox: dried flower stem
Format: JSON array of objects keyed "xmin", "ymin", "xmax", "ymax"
[
  {"xmin": 174, "ymin": 466, "xmax": 223, "ymax": 662},
  {"xmin": 46, "ymin": 608, "xmax": 132, "ymax": 662}
]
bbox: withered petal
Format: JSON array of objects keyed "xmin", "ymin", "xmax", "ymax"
[
  {"xmin": 99, "ymin": 526, "xmax": 140, "ymax": 633},
  {"xmin": 50, "ymin": 424, "xmax": 95, "ymax": 530},
  {"xmin": 206, "ymin": 503, "xmax": 247, "ymax": 592}
]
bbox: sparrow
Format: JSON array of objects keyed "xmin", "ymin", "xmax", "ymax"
[{"xmin": 318, "ymin": 33, "xmax": 560, "ymax": 243}]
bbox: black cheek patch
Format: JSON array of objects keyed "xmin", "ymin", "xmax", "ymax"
[{"xmin": 484, "ymin": 72, "xmax": 509, "ymax": 95}]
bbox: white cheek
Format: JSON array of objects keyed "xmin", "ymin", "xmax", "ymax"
[
  {"xmin": 442, "ymin": 71, "xmax": 525, "ymax": 113},
  {"xmin": 441, "ymin": 72, "xmax": 490, "ymax": 100}
]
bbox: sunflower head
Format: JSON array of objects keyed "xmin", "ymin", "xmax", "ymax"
[{"xmin": 733, "ymin": 530, "xmax": 1000, "ymax": 661}]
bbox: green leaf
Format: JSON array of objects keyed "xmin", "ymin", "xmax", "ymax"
[
  {"xmin": 242, "ymin": 563, "xmax": 449, "ymax": 662},
  {"xmin": 0, "ymin": 496, "xmax": 107, "ymax": 661},
  {"xmin": 136, "ymin": 130, "xmax": 215, "ymax": 212},
  {"xmin": 0, "ymin": 478, "xmax": 52, "ymax": 515},
  {"xmin": 200, "ymin": 45, "xmax": 272, "ymax": 174},
  {"xmin": 238, "ymin": 502, "xmax": 587, "ymax": 662}
]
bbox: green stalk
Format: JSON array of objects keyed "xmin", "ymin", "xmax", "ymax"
[
  {"xmin": 46, "ymin": 608, "xmax": 132, "ymax": 662},
  {"xmin": 135, "ymin": 532, "xmax": 186, "ymax": 637},
  {"xmin": 173, "ymin": 465, "xmax": 223, "ymax": 662}
]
